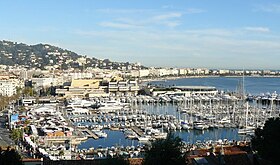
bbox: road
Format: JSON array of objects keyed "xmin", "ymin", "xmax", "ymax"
[{"xmin": 0, "ymin": 114, "xmax": 15, "ymax": 147}]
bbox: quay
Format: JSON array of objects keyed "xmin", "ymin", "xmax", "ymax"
[
  {"xmin": 80, "ymin": 128, "xmax": 99, "ymax": 139},
  {"xmin": 131, "ymin": 126, "xmax": 144, "ymax": 136},
  {"xmin": 41, "ymin": 136, "xmax": 88, "ymax": 145}
]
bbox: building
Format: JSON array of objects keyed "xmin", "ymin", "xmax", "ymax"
[
  {"xmin": 219, "ymin": 70, "xmax": 230, "ymax": 75},
  {"xmin": 186, "ymin": 145, "xmax": 254, "ymax": 165},
  {"xmin": 172, "ymin": 86, "xmax": 218, "ymax": 96},
  {"xmin": 60, "ymin": 79, "xmax": 108, "ymax": 98},
  {"xmin": 31, "ymin": 77, "xmax": 59, "ymax": 88},
  {"xmin": 0, "ymin": 80, "xmax": 17, "ymax": 96},
  {"xmin": 147, "ymin": 86, "xmax": 218, "ymax": 97},
  {"xmin": 178, "ymin": 69, "xmax": 187, "ymax": 75},
  {"xmin": 108, "ymin": 80, "xmax": 139, "ymax": 96},
  {"xmin": 70, "ymin": 72, "xmax": 93, "ymax": 79}
]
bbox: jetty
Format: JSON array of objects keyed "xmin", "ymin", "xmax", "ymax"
[
  {"xmin": 131, "ymin": 127, "xmax": 144, "ymax": 136},
  {"xmin": 81, "ymin": 128, "xmax": 99, "ymax": 139}
]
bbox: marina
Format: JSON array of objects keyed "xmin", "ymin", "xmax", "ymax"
[
  {"xmin": 13, "ymin": 88, "xmax": 280, "ymax": 160},
  {"xmin": 1, "ymin": 2, "xmax": 280, "ymax": 163},
  {"xmin": 80, "ymin": 128, "xmax": 99, "ymax": 139},
  {"xmin": 5, "ymin": 77, "xmax": 280, "ymax": 161}
]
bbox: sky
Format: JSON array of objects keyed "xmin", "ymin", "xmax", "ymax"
[{"xmin": 0, "ymin": 0, "xmax": 280, "ymax": 69}]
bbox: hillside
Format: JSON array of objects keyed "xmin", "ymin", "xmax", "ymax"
[{"xmin": 0, "ymin": 40, "xmax": 142, "ymax": 70}]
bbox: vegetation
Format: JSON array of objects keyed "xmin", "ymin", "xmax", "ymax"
[
  {"xmin": 22, "ymin": 87, "xmax": 37, "ymax": 97},
  {"xmin": 11, "ymin": 128, "xmax": 23, "ymax": 143},
  {"xmin": 251, "ymin": 117, "xmax": 280, "ymax": 164},
  {"xmin": 58, "ymin": 150, "xmax": 64, "ymax": 157},
  {"xmin": 0, "ymin": 91, "xmax": 21, "ymax": 111},
  {"xmin": 0, "ymin": 40, "xmax": 144, "ymax": 70},
  {"xmin": 101, "ymin": 157, "xmax": 129, "ymax": 165},
  {"xmin": 0, "ymin": 96, "xmax": 10, "ymax": 111},
  {"xmin": 0, "ymin": 147, "xmax": 22, "ymax": 165},
  {"xmin": 144, "ymin": 133, "xmax": 185, "ymax": 165}
]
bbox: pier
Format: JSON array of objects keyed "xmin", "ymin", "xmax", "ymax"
[
  {"xmin": 131, "ymin": 127, "xmax": 144, "ymax": 136},
  {"xmin": 81, "ymin": 128, "xmax": 99, "ymax": 139},
  {"xmin": 41, "ymin": 136, "xmax": 88, "ymax": 146}
]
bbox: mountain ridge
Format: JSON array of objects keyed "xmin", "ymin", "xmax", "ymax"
[{"xmin": 0, "ymin": 40, "xmax": 143, "ymax": 70}]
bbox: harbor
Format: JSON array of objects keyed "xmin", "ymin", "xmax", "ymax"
[{"xmin": 4, "ymin": 77, "xmax": 280, "ymax": 161}]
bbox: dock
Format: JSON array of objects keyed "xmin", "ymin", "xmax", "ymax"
[
  {"xmin": 81, "ymin": 128, "xmax": 99, "ymax": 139},
  {"xmin": 131, "ymin": 127, "xmax": 144, "ymax": 136}
]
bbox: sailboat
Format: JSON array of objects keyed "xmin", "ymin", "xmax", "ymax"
[{"xmin": 238, "ymin": 102, "xmax": 255, "ymax": 135}]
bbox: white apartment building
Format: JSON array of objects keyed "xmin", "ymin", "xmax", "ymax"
[
  {"xmin": 139, "ymin": 69, "xmax": 150, "ymax": 77},
  {"xmin": 219, "ymin": 70, "xmax": 230, "ymax": 75},
  {"xmin": 0, "ymin": 80, "xmax": 17, "ymax": 96},
  {"xmin": 108, "ymin": 80, "xmax": 139, "ymax": 96},
  {"xmin": 31, "ymin": 77, "xmax": 59, "ymax": 88},
  {"xmin": 178, "ymin": 69, "xmax": 187, "ymax": 75},
  {"xmin": 130, "ymin": 69, "xmax": 150, "ymax": 78},
  {"xmin": 70, "ymin": 72, "xmax": 93, "ymax": 80}
]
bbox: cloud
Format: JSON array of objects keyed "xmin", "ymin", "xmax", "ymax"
[
  {"xmin": 98, "ymin": 22, "xmax": 143, "ymax": 29},
  {"xmin": 244, "ymin": 27, "xmax": 270, "ymax": 33},
  {"xmin": 97, "ymin": 12, "xmax": 183, "ymax": 29},
  {"xmin": 153, "ymin": 12, "xmax": 182, "ymax": 20},
  {"xmin": 164, "ymin": 21, "xmax": 181, "ymax": 28},
  {"xmin": 184, "ymin": 29, "xmax": 236, "ymax": 37},
  {"xmin": 72, "ymin": 27, "xmax": 280, "ymax": 69},
  {"xmin": 149, "ymin": 12, "xmax": 183, "ymax": 28},
  {"xmin": 95, "ymin": 7, "xmax": 205, "ymax": 29},
  {"xmin": 254, "ymin": 4, "xmax": 280, "ymax": 13}
]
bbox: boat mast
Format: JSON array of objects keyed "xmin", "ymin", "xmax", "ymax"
[
  {"xmin": 245, "ymin": 101, "xmax": 249, "ymax": 128},
  {"xmin": 242, "ymin": 69, "xmax": 245, "ymax": 100}
]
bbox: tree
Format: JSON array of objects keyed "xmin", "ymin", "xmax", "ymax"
[
  {"xmin": 11, "ymin": 128, "xmax": 23, "ymax": 144},
  {"xmin": 0, "ymin": 96, "xmax": 9, "ymax": 111},
  {"xmin": 251, "ymin": 117, "xmax": 280, "ymax": 164},
  {"xmin": 58, "ymin": 150, "xmax": 64, "ymax": 159},
  {"xmin": 0, "ymin": 147, "xmax": 22, "ymax": 165},
  {"xmin": 144, "ymin": 133, "xmax": 185, "ymax": 165},
  {"xmin": 101, "ymin": 156, "xmax": 129, "ymax": 165}
]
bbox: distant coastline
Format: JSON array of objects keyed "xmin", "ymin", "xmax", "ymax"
[{"xmin": 140, "ymin": 75, "xmax": 280, "ymax": 84}]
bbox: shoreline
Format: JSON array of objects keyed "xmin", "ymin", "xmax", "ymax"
[{"xmin": 140, "ymin": 75, "xmax": 280, "ymax": 84}]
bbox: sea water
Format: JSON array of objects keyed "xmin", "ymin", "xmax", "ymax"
[{"xmin": 78, "ymin": 77, "xmax": 279, "ymax": 149}]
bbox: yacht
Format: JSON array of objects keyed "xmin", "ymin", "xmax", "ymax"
[
  {"xmin": 218, "ymin": 117, "xmax": 231, "ymax": 124},
  {"xmin": 67, "ymin": 98, "xmax": 94, "ymax": 108},
  {"xmin": 238, "ymin": 126, "xmax": 255, "ymax": 135},
  {"xmin": 93, "ymin": 130, "xmax": 108, "ymax": 138},
  {"xmin": 138, "ymin": 135, "xmax": 151, "ymax": 142},
  {"xmin": 97, "ymin": 100, "xmax": 125, "ymax": 112},
  {"xmin": 181, "ymin": 120, "xmax": 192, "ymax": 130},
  {"xmin": 193, "ymin": 121, "xmax": 209, "ymax": 130}
]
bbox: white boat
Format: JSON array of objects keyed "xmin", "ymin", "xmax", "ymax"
[
  {"xmin": 193, "ymin": 121, "xmax": 209, "ymax": 130},
  {"xmin": 97, "ymin": 100, "xmax": 125, "ymax": 112},
  {"xmin": 218, "ymin": 117, "xmax": 231, "ymax": 124},
  {"xmin": 238, "ymin": 102, "xmax": 255, "ymax": 135},
  {"xmin": 93, "ymin": 130, "xmax": 108, "ymax": 138},
  {"xmin": 181, "ymin": 121, "xmax": 192, "ymax": 130},
  {"xmin": 238, "ymin": 126, "xmax": 255, "ymax": 135},
  {"xmin": 138, "ymin": 135, "xmax": 151, "ymax": 142},
  {"xmin": 154, "ymin": 132, "xmax": 167, "ymax": 139},
  {"xmin": 168, "ymin": 123, "xmax": 176, "ymax": 130},
  {"xmin": 68, "ymin": 98, "xmax": 94, "ymax": 108}
]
